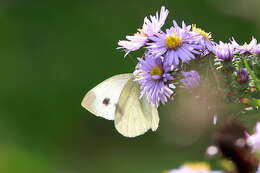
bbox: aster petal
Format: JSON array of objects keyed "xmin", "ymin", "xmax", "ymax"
[
  {"xmin": 118, "ymin": 36, "xmax": 148, "ymax": 56},
  {"xmin": 143, "ymin": 6, "xmax": 169, "ymax": 36},
  {"xmin": 231, "ymin": 37, "xmax": 260, "ymax": 55}
]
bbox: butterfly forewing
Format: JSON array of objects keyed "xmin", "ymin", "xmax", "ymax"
[{"xmin": 81, "ymin": 74, "xmax": 133, "ymax": 120}]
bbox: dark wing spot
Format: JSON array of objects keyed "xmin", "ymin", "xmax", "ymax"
[{"xmin": 102, "ymin": 98, "xmax": 110, "ymax": 106}]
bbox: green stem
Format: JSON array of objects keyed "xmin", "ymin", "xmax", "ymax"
[{"xmin": 209, "ymin": 57, "xmax": 221, "ymax": 90}]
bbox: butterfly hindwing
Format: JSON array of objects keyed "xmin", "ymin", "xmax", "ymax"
[{"xmin": 114, "ymin": 79, "xmax": 159, "ymax": 137}]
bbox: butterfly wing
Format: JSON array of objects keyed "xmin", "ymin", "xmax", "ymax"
[
  {"xmin": 140, "ymin": 95, "xmax": 160, "ymax": 131},
  {"xmin": 114, "ymin": 79, "xmax": 159, "ymax": 137},
  {"xmin": 81, "ymin": 74, "xmax": 132, "ymax": 120}
]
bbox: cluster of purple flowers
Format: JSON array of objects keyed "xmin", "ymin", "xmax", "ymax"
[
  {"xmin": 118, "ymin": 6, "xmax": 259, "ymax": 106},
  {"xmin": 116, "ymin": 7, "xmax": 260, "ymax": 171},
  {"xmin": 213, "ymin": 37, "xmax": 260, "ymax": 85},
  {"xmin": 118, "ymin": 6, "xmax": 210, "ymax": 105},
  {"xmin": 213, "ymin": 37, "xmax": 260, "ymax": 61},
  {"xmin": 118, "ymin": 6, "xmax": 214, "ymax": 62}
]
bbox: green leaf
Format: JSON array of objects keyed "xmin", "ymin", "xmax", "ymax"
[
  {"xmin": 244, "ymin": 59, "xmax": 260, "ymax": 90},
  {"xmin": 240, "ymin": 109, "xmax": 260, "ymax": 129},
  {"xmin": 250, "ymin": 98, "xmax": 260, "ymax": 107}
]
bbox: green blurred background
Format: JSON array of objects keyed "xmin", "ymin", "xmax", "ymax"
[{"xmin": 0, "ymin": 0, "xmax": 259, "ymax": 172}]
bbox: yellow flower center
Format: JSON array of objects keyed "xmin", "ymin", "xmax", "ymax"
[
  {"xmin": 192, "ymin": 24, "xmax": 212, "ymax": 39},
  {"xmin": 150, "ymin": 66, "xmax": 163, "ymax": 76},
  {"xmin": 184, "ymin": 162, "xmax": 210, "ymax": 171},
  {"xmin": 165, "ymin": 34, "xmax": 182, "ymax": 49}
]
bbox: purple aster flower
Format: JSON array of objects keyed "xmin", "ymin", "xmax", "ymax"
[
  {"xmin": 147, "ymin": 20, "xmax": 202, "ymax": 66},
  {"xmin": 180, "ymin": 71, "xmax": 201, "ymax": 89},
  {"xmin": 236, "ymin": 68, "xmax": 249, "ymax": 83},
  {"xmin": 135, "ymin": 54, "xmax": 175, "ymax": 106},
  {"xmin": 118, "ymin": 6, "xmax": 169, "ymax": 56},
  {"xmin": 191, "ymin": 24, "xmax": 216, "ymax": 55},
  {"xmin": 168, "ymin": 162, "xmax": 223, "ymax": 173},
  {"xmin": 231, "ymin": 37, "xmax": 260, "ymax": 55},
  {"xmin": 247, "ymin": 122, "xmax": 260, "ymax": 153},
  {"xmin": 213, "ymin": 41, "xmax": 235, "ymax": 61}
]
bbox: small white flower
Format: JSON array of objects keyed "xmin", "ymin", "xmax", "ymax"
[{"xmin": 247, "ymin": 122, "xmax": 260, "ymax": 152}]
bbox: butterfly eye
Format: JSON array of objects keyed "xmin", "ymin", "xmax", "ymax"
[{"xmin": 103, "ymin": 98, "xmax": 110, "ymax": 106}]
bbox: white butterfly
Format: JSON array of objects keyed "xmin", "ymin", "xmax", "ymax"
[{"xmin": 81, "ymin": 73, "xmax": 159, "ymax": 137}]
